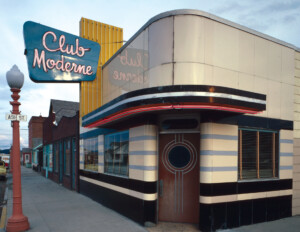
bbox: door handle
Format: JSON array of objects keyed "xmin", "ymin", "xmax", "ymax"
[{"xmin": 159, "ymin": 180, "xmax": 163, "ymax": 197}]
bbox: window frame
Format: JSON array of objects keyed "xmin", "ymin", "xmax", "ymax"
[{"xmin": 238, "ymin": 128, "xmax": 279, "ymax": 181}]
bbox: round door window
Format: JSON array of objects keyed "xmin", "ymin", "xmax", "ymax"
[{"xmin": 168, "ymin": 146, "xmax": 191, "ymax": 169}]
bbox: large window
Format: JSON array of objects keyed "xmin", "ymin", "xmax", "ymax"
[
  {"xmin": 104, "ymin": 131, "xmax": 129, "ymax": 176},
  {"xmin": 238, "ymin": 129, "xmax": 279, "ymax": 180},
  {"xmin": 84, "ymin": 137, "xmax": 98, "ymax": 172}
]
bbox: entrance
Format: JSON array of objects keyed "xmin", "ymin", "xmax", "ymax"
[{"xmin": 158, "ymin": 133, "xmax": 199, "ymax": 223}]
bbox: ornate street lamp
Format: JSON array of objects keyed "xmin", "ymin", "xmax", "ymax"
[{"xmin": 6, "ymin": 65, "xmax": 30, "ymax": 232}]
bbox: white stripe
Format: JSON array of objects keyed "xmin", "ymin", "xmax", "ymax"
[
  {"xmin": 80, "ymin": 176, "xmax": 157, "ymax": 201},
  {"xmin": 83, "ymin": 91, "xmax": 266, "ymax": 123}
]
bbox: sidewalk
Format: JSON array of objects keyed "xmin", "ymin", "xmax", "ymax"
[
  {"xmin": 2, "ymin": 166, "xmax": 300, "ymax": 232},
  {"xmin": 4, "ymin": 166, "xmax": 147, "ymax": 232}
]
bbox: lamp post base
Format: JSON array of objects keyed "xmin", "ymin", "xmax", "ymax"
[{"xmin": 6, "ymin": 215, "xmax": 30, "ymax": 232}]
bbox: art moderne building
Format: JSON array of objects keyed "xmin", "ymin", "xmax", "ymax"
[{"xmin": 78, "ymin": 10, "xmax": 300, "ymax": 231}]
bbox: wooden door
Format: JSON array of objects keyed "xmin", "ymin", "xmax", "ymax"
[{"xmin": 158, "ymin": 133, "xmax": 199, "ymax": 223}]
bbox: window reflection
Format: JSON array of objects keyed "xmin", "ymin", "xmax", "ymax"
[{"xmin": 104, "ymin": 131, "xmax": 129, "ymax": 176}]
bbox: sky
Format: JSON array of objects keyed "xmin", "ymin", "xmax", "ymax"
[{"xmin": 0, "ymin": 0, "xmax": 300, "ymax": 149}]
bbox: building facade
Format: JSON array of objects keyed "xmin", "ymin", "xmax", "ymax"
[
  {"xmin": 78, "ymin": 10, "xmax": 299, "ymax": 231},
  {"xmin": 42, "ymin": 99, "xmax": 79, "ymax": 191},
  {"xmin": 28, "ymin": 116, "xmax": 46, "ymax": 171}
]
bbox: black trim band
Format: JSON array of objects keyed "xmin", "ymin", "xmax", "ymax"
[
  {"xmin": 201, "ymin": 114, "xmax": 293, "ymax": 131},
  {"xmin": 199, "ymin": 195, "xmax": 292, "ymax": 231},
  {"xmin": 80, "ymin": 179, "xmax": 156, "ymax": 225},
  {"xmin": 200, "ymin": 179, "xmax": 292, "ymax": 197},
  {"xmin": 80, "ymin": 170, "xmax": 157, "ymax": 194},
  {"xmin": 82, "ymin": 85, "xmax": 266, "ymax": 127}
]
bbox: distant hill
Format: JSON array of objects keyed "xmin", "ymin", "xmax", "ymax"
[{"xmin": 0, "ymin": 149, "xmax": 10, "ymax": 154}]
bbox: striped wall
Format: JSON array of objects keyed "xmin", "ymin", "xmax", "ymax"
[
  {"xmin": 280, "ymin": 130, "xmax": 294, "ymax": 179},
  {"xmin": 129, "ymin": 125, "xmax": 158, "ymax": 182},
  {"xmin": 294, "ymin": 50, "xmax": 300, "ymax": 215},
  {"xmin": 199, "ymin": 123, "xmax": 293, "ymax": 205},
  {"xmin": 200, "ymin": 123, "xmax": 238, "ymax": 184}
]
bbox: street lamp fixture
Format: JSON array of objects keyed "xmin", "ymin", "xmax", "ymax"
[{"xmin": 6, "ymin": 65, "xmax": 30, "ymax": 232}]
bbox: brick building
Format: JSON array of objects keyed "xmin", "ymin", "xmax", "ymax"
[{"xmin": 42, "ymin": 99, "xmax": 79, "ymax": 191}]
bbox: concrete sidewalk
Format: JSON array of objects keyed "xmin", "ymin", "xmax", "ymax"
[
  {"xmin": 4, "ymin": 166, "xmax": 147, "ymax": 232},
  {"xmin": 2, "ymin": 166, "xmax": 300, "ymax": 232}
]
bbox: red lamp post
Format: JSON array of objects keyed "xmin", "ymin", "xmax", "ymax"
[{"xmin": 6, "ymin": 65, "xmax": 30, "ymax": 232}]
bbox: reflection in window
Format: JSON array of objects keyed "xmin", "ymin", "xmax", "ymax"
[
  {"xmin": 84, "ymin": 137, "xmax": 98, "ymax": 172},
  {"xmin": 104, "ymin": 131, "xmax": 129, "ymax": 176}
]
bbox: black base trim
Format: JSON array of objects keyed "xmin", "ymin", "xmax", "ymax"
[
  {"xmin": 199, "ymin": 195, "xmax": 292, "ymax": 231},
  {"xmin": 80, "ymin": 170, "xmax": 156, "ymax": 194},
  {"xmin": 80, "ymin": 179, "xmax": 156, "ymax": 225},
  {"xmin": 200, "ymin": 179, "xmax": 292, "ymax": 196}
]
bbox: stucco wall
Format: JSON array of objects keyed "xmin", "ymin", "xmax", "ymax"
[{"xmin": 293, "ymin": 51, "xmax": 300, "ymax": 215}]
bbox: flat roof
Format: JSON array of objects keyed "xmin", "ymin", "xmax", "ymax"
[{"xmin": 104, "ymin": 9, "xmax": 300, "ymax": 68}]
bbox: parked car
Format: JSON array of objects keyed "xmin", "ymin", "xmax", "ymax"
[
  {"xmin": 2, "ymin": 155, "xmax": 10, "ymax": 169},
  {"xmin": 0, "ymin": 160, "xmax": 6, "ymax": 180}
]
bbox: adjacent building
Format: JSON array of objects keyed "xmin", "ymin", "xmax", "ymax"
[
  {"xmin": 28, "ymin": 116, "xmax": 46, "ymax": 171},
  {"xmin": 42, "ymin": 99, "xmax": 79, "ymax": 191}
]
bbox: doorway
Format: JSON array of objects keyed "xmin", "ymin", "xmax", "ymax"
[{"xmin": 158, "ymin": 133, "xmax": 199, "ymax": 223}]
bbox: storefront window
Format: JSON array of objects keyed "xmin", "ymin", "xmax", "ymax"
[
  {"xmin": 64, "ymin": 139, "xmax": 71, "ymax": 176},
  {"xmin": 84, "ymin": 137, "xmax": 98, "ymax": 172},
  {"xmin": 238, "ymin": 129, "xmax": 279, "ymax": 180},
  {"xmin": 104, "ymin": 131, "xmax": 129, "ymax": 176}
]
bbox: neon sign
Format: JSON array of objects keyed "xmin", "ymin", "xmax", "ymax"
[{"xmin": 23, "ymin": 21, "xmax": 100, "ymax": 82}]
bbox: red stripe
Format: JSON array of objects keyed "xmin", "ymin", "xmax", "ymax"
[{"xmin": 86, "ymin": 104, "xmax": 259, "ymax": 128}]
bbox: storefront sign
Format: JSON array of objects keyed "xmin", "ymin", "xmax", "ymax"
[{"xmin": 23, "ymin": 21, "xmax": 100, "ymax": 82}]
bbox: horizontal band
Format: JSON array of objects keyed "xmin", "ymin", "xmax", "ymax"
[
  {"xmin": 80, "ymin": 176, "xmax": 157, "ymax": 201},
  {"xmin": 280, "ymin": 139, "xmax": 293, "ymax": 144},
  {"xmin": 82, "ymin": 85, "xmax": 266, "ymax": 127},
  {"xmin": 199, "ymin": 190, "xmax": 292, "ymax": 204},
  {"xmin": 280, "ymin": 153, "xmax": 293, "ymax": 157},
  {"xmin": 201, "ymin": 134, "xmax": 238, "ymax": 140},
  {"xmin": 130, "ymin": 135, "xmax": 156, "ymax": 141},
  {"xmin": 129, "ymin": 151, "xmax": 157, "ymax": 156},
  {"xmin": 129, "ymin": 165, "xmax": 157, "ymax": 171},
  {"xmin": 200, "ymin": 166, "xmax": 237, "ymax": 172},
  {"xmin": 280, "ymin": 165, "xmax": 293, "ymax": 170},
  {"xmin": 201, "ymin": 150, "xmax": 237, "ymax": 156},
  {"xmin": 80, "ymin": 170, "xmax": 156, "ymax": 193}
]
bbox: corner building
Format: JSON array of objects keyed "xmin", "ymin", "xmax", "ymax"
[{"xmin": 79, "ymin": 10, "xmax": 300, "ymax": 231}]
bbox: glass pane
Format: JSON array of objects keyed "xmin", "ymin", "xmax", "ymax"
[
  {"xmin": 259, "ymin": 132, "xmax": 273, "ymax": 178},
  {"xmin": 113, "ymin": 133, "xmax": 121, "ymax": 174},
  {"xmin": 104, "ymin": 131, "xmax": 129, "ymax": 176},
  {"xmin": 241, "ymin": 130, "xmax": 257, "ymax": 179},
  {"xmin": 84, "ymin": 137, "xmax": 98, "ymax": 172}
]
